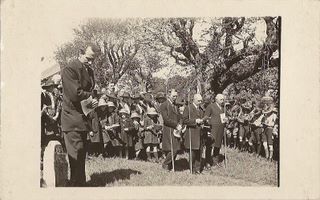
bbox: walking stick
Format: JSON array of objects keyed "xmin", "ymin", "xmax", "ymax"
[
  {"xmin": 167, "ymin": 100, "xmax": 175, "ymax": 172},
  {"xmin": 223, "ymin": 103, "xmax": 228, "ymax": 168},
  {"xmin": 188, "ymin": 93, "xmax": 193, "ymax": 174}
]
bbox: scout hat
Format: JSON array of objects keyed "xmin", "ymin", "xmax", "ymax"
[
  {"xmin": 106, "ymin": 92, "xmax": 118, "ymax": 100},
  {"xmin": 147, "ymin": 107, "xmax": 158, "ymax": 116},
  {"xmin": 121, "ymin": 92, "xmax": 131, "ymax": 98},
  {"xmin": 131, "ymin": 112, "xmax": 141, "ymax": 119},
  {"xmin": 42, "ymin": 79, "xmax": 58, "ymax": 88},
  {"xmin": 98, "ymin": 98, "xmax": 108, "ymax": 107},
  {"xmin": 175, "ymin": 96, "xmax": 185, "ymax": 106},
  {"xmin": 143, "ymin": 93, "xmax": 153, "ymax": 103},
  {"xmin": 155, "ymin": 92, "xmax": 166, "ymax": 100},
  {"xmin": 106, "ymin": 101, "xmax": 116, "ymax": 108},
  {"xmin": 132, "ymin": 93, "xmax": 142, "ymax": 100},
  {"xmin": 119, "ymin": 108, "xmax": 130, "ymax": 115}
]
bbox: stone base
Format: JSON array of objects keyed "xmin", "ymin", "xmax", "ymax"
[{"xmin": 42, "ymin": 140, "xmax": 68, "ymax": 187}]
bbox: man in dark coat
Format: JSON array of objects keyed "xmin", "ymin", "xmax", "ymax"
[
  {"xmin": 183, "ymin": 94, "xmax": 204, "ymax": 174},
  {"xmin": 159, "ymin": 89, "xmax": 181, "ymax": 171},
  {"xmin": 61, "ymin": 45, "xmax": 99, "ymax": 186},
  {"xmin": 204, "ymin": 94, "xmax": 227, "ymax": 166}
]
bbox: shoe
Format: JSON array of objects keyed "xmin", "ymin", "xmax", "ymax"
[
  {"xmin": 192, "ymin": 171, "xmax": 201, "ymax": 175},
  {"xmin": 162, "ymin": 164, "xmax": 170, "ymax": 171}
]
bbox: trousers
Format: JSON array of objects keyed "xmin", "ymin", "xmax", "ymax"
[{"xmin": 63, "ymin": 131, "xmax": 88, "ymax": 186}]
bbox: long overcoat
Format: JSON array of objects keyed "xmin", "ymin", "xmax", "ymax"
[
  {"xmin": 61, "ymin": 59, "xmax": 95, "ymax": 132},
  {"xmin": 204, "ymin": 102, "xmax": 225, "ymax": 148},
  {"xmin": 159, "ymin": 100, "xmax": 181, "ymax": 152},
  {"xmin": 182, "ymin": 103, "xmax": 204, "ymax": 150}
]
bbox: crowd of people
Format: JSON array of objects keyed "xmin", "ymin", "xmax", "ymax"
[{"xmin": 41, "ymin": 44, "xmax": 279, "ymax": 186}]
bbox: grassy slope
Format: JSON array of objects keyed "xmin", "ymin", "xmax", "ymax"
[{"xmin": 85, "ymin": 147, "xmax": 278, "ymax": 187}]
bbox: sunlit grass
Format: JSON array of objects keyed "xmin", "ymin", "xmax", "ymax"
[{"xmin": 84, "ymin": 147, "xmax": 278, "ymax": 187}]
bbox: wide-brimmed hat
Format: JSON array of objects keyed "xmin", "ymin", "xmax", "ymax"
[
  {"xmin": 106, "ymin": 92, "xmax": 118, "ymax": 99},
  {"xmin": 98, "ymin": 98, "xmax": 108, "ymax": 107},
  {"xmin": 132, "ymin": 93, "xmax": 142, "ymax": 100},
  {"xmin": 121, "ymin": 92, "xmax": 131, "ymax": 98},
  {"xmin": 147, "ymin": 107, "xmax": 158, "ymax": 116},
  {"xmin": 143, "ymin": 93, "xmax": 153, "ymax": 103},
  {"xmin": 155, "ymin": 92, "xmax": 166, "ymax": 100},
  {"xmin": 106, "ymin": 101, "xmax": 116, "ymax": 108},
  {"xmin": 175, "ymin": 96, "xmax": 185, "ymax": 106},
  {"xmin": 42, "ymin": 79, "xmax": 58, "ymax": 88},
  {"xmin": 119, "ymin": 108, "xmax": 130, "ymax": 115},
  {"xmin": 261, "ymin": 96, "xmax": 274, "ymax": 104},
  {"xmin": 130, "ymin": 112, "xmax": 141, "ymax": 119}
]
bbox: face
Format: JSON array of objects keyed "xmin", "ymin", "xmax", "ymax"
[
  {"xmin": 82, "ymin": 47, "xmax": 96, "ymax": 66},
  {"xmin": 170, "ymin": 92, "xmax": 178, "ymax": 102},
  {"xmin": 194, "ymin": 98, "xmax": 203, "ymax": 107},
  {"xmin": 108, "ymin": 107, "xmax": 115, "ymax": 113},
  {"xmin": 216, "ymin": 96, "xmax": 224, "ymax": 106}
]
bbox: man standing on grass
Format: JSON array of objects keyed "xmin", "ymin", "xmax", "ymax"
[
  {"xmin": 160, "ymin": 89, "xmax": 181, "ymax": 171},
  {"xmin": 205, "ymin": 94, "xmax": 227, "ymax": 167},
  {"xmin": 61, "ymin": 44, "xmax": 100, "ymax": 186},
  {"xmin": 183, "ymin": 94, "xmax": 205, "ymax": 174}
]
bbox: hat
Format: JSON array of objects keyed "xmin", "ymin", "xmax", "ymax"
[
  {"xmin": 175, "ymin": 96, "xmax": 185, "ymax": 106},
  {"xmin": 98, "ymin": 98, "xmax": 107, "ymax": 107},
  {"xmin": 143, "ymin": 93, "xmax": 153, "ymax": 103},
  {"xmin": 147, "ymin": 107, "xmax": 158, "ymax": 116},
  {"xmin": 132, "ymin": 93, "xmax": 142, "ymax": 100},
  {"xmin": 106, "ymin": 101, "xmax": 116, "ymax": 108},
  {"xmin": 119, "ymin": 108, "xmax": 130, "ymax": 115},
  {"xmin": 261, "ymin": 96, "xmax": 274, "ymax": 104},
  {"xmin": 155, "ymin": 92, "xmax": 166, "ymax": 100},
  {"xmin": 272, "ymin": 107, "xmax": 278, "ymax": 113},
  {"xmin": 131, "ymin": 112, "xmax": 141, "ymax": 119},
  {"xmin": 42, "ymin": 79, "xmax": 57, "ymax": 88},
  {"xmin": 121, "ymin": 92, "xmax": 131, "ymax": 98},
  {"xmin": 106, "ymin": 92, "xmax": 118, "ymax": 99}
]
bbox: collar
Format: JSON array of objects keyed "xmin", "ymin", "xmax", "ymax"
[{"xmin": 193, "ymin": 103, "xmax": 198, "ymax": 109}]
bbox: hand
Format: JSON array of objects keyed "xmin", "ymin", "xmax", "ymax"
[
  {"xmin": 196, "ymin": 119, "xmax": 203, "ymax": 124},
  {"xmin": 89, "ymin": 131, "xmax": 94, "ymax": 137},
  {"xmin": 147, "ymin": 125, "xmax": 153, "ymax": 130},
  {"xmin": 176, "ymin": 124, "xmax": 182, "ymax": 130},
  {"xmin": 87, "ymin": 98, "xmax": 98, "ymax": 109},
  {"xmin": 124, "ymin": 128, "xmax": 129, "ymax": 131}
]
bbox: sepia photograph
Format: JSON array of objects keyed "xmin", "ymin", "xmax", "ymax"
[{"xmin": 40, "ymin": 17, "xmax": 280, "ymax": 187}]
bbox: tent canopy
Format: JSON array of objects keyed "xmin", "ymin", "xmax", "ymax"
[{"xmin": 41, "ymin": 64, "xmax": 60, "ymax": 80}]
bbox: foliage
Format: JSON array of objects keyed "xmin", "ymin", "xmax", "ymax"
[{"xmin": 54, "ymin": 17, "xmax": 280, "ymax": 95}]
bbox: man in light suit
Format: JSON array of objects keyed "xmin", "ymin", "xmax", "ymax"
[
  {"xmin": 159, "ymin": 89, "xmax": 181, "ymax": 171},
  {"xmin": 183, "ymin": 94, "xmax": 204, "ymax": 174},
  {"xmin": 204, "ymin": 94, "xmax": 227, "ymax": 167},
  {"xmin": 61, "ymin": 44, "xmax": 100, "ymax": 186}
]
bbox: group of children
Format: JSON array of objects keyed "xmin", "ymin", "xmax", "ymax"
[
  {"xmin": 223, "ymin": 94, "xmax": 279, "ymax": 161},
  {"xmin": 87, "ymin": 92, "xmax": 165, "ymax": 162}
]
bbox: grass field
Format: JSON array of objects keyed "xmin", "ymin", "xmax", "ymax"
[{"xmin": 84, "ymin": 147, "xmax": 278, "ymax": 187}]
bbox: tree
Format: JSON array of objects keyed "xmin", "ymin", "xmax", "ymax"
[
  {"xmin": 143, "ymin": 17, "xmax": 280, "ymax": 95},
  {"xmin": 54, "ymin": 18, "xmax": 142, "ymax": 88}
]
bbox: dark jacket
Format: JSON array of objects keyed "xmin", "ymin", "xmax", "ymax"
[
  {"xmin": 183, "ymin": 103, "xmax": 204, "ymax": 150},
  {"xmin": 159, "ymin": 99, "xmax": 181, "ymax": 152},
  {"xmin": 61, "ymin": 59, "xmax": 95, "ymax": 132},
  {"xmin": 204, "ymin": 102, "xmax": 225, "ymax": 148}
]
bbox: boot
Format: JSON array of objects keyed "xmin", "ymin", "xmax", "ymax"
[
  {"xmin": 256, "ymin": 143, "xmax": 262, "ymax": 157},
  {"xmin": 264, "ymin": 148, "xmax": 269, "ymax": 159},
  {"xmin": 248, "ymin": 144, "xmax": 254, "ymax": 153},
  {"xmin": 269, "ymin": 150, "xmax": 273, "ymax": 161},
  {"xmin": 146, "ymin": 152, "xmax": 152, "ymax": 161},
  {"xmin": 153, "ymin": 152, "xmax": 159, "ymax": 162}
]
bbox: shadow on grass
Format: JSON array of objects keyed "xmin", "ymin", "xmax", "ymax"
[
  {"xmin": 87, "ymin": 169, "xmax": 141, "ymax": 187},
  {"xmin": 175, "ymin": 158, "xmax": 190, "ymax": 171}
]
